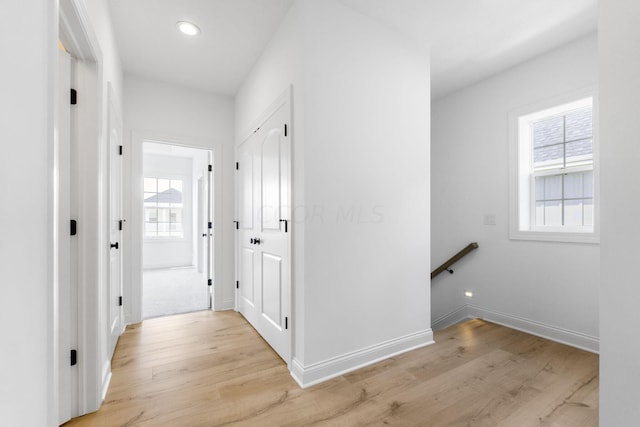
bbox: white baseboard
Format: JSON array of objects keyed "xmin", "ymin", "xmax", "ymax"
[
  {"xmin": 214, "ymin": 298, "xmax": 235, "ymax": 311},
  {"xmin": 290, "ymin": 329, "xmax": 434, "ymax": 388},
  {"xmin": 101, "ymin": 366, "xmax": 112, "ymax": 402},
  {"xmin": 432, "ymin": 305, "xmax": 475, "ymax": 330},
  {"xmin": 142, "ymin": 263, "xmax": 193, "ymax": 270},
  {"xmin": 433, "ymin": 304, "xmax": 599, "ymax": 354}
]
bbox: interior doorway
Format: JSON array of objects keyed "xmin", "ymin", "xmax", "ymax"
[{"xmin": 142, "ymin": 141, "xmax": 213, "ymax": 318}]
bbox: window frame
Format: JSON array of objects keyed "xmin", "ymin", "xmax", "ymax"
[
  {"xmin": 143, "ymin": 176, "xmax": 187, "ymax": 241},
  {"xmin": 509, "ymin": 87, "xmax": 599, "ymax": 244}
]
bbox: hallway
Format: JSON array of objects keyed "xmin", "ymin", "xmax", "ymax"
[
  {"xmin": 143, "ymin": 267, "xmax": 209, "ymax": 318},
  {"xmin": 65, "ymin": 312, "xmax": 598, "ymax": 426}
]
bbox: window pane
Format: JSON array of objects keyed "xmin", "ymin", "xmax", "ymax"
[
  {"xmin": 544, "ymin": 201, "xmax": 562, "ymax": 226},
  {"xmin": 583, "ymin": 171, "xmax": 594, "ymax": 198},
  {"xmin": 144, "ymin": 192, "xmax": 156, "ymax": 203},
  {"xmin": 145, "ymin": 207, "xmax": 158, "ymax": 222},
  {"xmin": 170, "ymin": 208, "xmax": 182, "ymax": 223},
  {"xmin": 144, "ymin": 176, "xmax": 184, "ymax": 239},
  {"xmin": 565, "ymin": 138, "xmax": 593, "ymax": 165},
  {"xmin": 544, "ymin": 175, "xmax": 562, "ymax": 200},
  {"xmin": 158, "ymin": 178, "xmax": 170, "ymax": 192},
  {"xmin": 145, "ymin": 222, "xmax": 157, "ymax": 236},
  {"xmin": 584, "ymin": 200, "xmax": 594, "ymax": 226},
  {"xmin": 533, "ymin": 144, "xmax": 564, "ymax": 169},
  {"xmin": 565, "ymin": 107, "xmax": 592, "ymax": 141},
  {"xmin": 158, "ymin": 208, "xmax": 170, "ymax": 222},
  {"xmin": 535, "ymin": 202, "xmax": 545, "ymax": 226},
  {"xmin": 144, "ymin": 178, "xmax": 157, "ymax": 193},
  {"xmin": 533, "ymin": 116, "xmax": 564, "ymax": 147},
  {"xmin": 169, "ymin": 189, "xmax": 182, "ymax": 204},
  {"xmin": 157, "ymin": 222, "xmax": 170, "ymax": 237},
  {"xmin": 564, "ymin": 173, "xmax": 584, "ymax": 199},
  {"xmin": 564, "ymin": 199, "xmax": 583, "ymax": 226},
  {"xmin": 535, "ymin": 177, "xmax": 545, "ymax": 201}
]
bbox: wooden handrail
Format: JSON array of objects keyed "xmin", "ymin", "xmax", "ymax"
[{"xmin": 431, "ymin": 242, "xmax": 479, "ymax": 280}]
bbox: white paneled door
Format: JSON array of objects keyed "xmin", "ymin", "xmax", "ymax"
[
  {"xmin": 108, "ymin": 85, "xmax": 124, "ymax": 359},
  {"xmin": 237, "ymin": 97, "xmax": 291, "ymax": 363}
]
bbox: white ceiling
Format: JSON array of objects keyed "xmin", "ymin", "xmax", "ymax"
[
  {"xmin": 109, "ymin": 0, "xmax": 294, "ymax": 96},
  {"xmin": 337, "ymin": 0, "xmax": 598, "ymax": 98},
  {"xmin": 109, "ymin": 0, "xmax": 597, "ymax": 99}
]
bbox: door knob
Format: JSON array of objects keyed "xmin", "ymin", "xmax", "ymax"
[
  {"xmin": 254, "ymin": 238, "xmax": 261, "ymax": 245},
  {"xmin": 110, "ymin": 242, "xmax": 119, "ymax": 249},
  {"xmin": 250, "ymin": 238, "xmax": 254, "ymax": 244}
]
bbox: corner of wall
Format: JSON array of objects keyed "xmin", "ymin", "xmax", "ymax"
[
  {"xmin": 289, "ymin": 330, "xmax": 434, "ymax": 388},
  {"xmin": 433, "ymin": 305, "xmax": 599, "ymax": 354}
]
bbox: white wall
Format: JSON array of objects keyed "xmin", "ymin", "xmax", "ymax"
[
  {"xmin": 431, "ymin": 34, "xmax": 599, "ymax": 350},
  {"xmin": 301, "ymin": 0, "xmax": 431, "ymax": 367},
  {"xmin": 599, "ymin": 1, "xmax": 640, "ymax": 424},
  {"xmin": 143, "ymin": 153, "xmax": 194, "ymax": 269},
  {"xmin": 236, "ymin": 0, "xmax": 431, "ymax": 385},
  {"xmin": 123, "ymin": 75, "xmax": 235, "ymax": 317},
  {"xmin": 0, "ymin": 1, "xmax": 57, "ymax": 425},
  {"xmin": 0, "ymin": 0, "xmax": 124, "ymax": 422},
  {"xmin": 84, "ymin": 0, "xmax": 123, "ymax": 106}
]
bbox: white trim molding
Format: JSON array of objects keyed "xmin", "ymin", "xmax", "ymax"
[
  {"xmin": 129, "ymin": 131, "xmax": 224, "ymax": 324},
  {"xmin": 290, "ymin": 329, "xmax": 434, "ymax": 388},
  {"xmin": 214, "ymin": 298, "xmax": 235, "ymax": 311},
  {"xmin": 433, "ymin": 304, "xmax": 599, "ymax": 354},
  {"xmin": 508, "ymin": 86, "xmax": 600, "ymax": 244}
]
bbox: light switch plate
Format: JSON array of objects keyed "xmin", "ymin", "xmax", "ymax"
[{"xmin": 484, "ymin": 214, "xmax": 496, "ymax": 226}]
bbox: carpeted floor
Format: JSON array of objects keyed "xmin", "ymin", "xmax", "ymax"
[{"xmin": 143, "ymin": 267, "xmax": 210, "ymax": 319}]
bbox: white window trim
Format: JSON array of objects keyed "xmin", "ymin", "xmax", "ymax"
[
  {"xmin": 143, "ymin": 174, "xmax": 189, "ymax": 242},
  {"xmin": 508, "ymin": 87, "xmax": 599, "ymax": 244}
]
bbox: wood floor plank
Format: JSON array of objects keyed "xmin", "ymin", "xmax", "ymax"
[{"xmin": 64, "ymin": 311, "xmax": 598, "ymax": 427}]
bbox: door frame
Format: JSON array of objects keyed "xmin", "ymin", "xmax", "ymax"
[
  {"xmin": 107, "ymin": 82, "xmax": 125, "ymax": 358},
  {"xmin": 128, "ymin": 132, "xmax": 222, "ymax": 323},
  {"xmin": 58, "ymin": 0, "xmax": 106, "ymax": 417},
  {"xmin": 235, "ymin": 87, "xmax": 293, "ymax": 368}
]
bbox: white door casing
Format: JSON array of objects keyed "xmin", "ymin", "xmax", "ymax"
[
  {"xmin": 237, "ymin": 95, "xmax": 291, "ymax": 363},
  {"xmin": 108, "ymin": 85, "xmax": 124, "ymax": 359},
  {"xmin": 197, "ymin": 178, "xmax": 204, "ymax": 275},
  {"xmin": 57, "ymin": 48, "xmax": 73, "ymax": 426},
  {"xmin": 207, "ymin": 155, "xmax": 214, "ymax": 309}
]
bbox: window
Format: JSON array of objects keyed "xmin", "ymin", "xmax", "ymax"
[
  {"xmin": 144, "ymin": 177, "xmax": 184, "ymax": 238},
  {"xmin": 510, "ymin": 91, "xmax": 598, "ymax": 243}
]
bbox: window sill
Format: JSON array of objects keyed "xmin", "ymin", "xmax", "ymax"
[
  {"xmin": 509, "ymin": 230, "xmax": 599, "ymax": 244},
  {"xmin": 144, "ymin": 238, "xmax": 187, "ymax": 243}
]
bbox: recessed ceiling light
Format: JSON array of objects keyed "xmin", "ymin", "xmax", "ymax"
[{"xmin": 177, "ymin": 21, "xmax": 201, "ymax": 36}]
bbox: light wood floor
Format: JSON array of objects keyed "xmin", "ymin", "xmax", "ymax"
[{"xmin": 65, "ymin": 311, "xmax": 598, "ymax": 426}]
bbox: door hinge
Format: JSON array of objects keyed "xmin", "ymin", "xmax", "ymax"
[
  {"xmin": 118, "ymin": 296, "xmax": 123, "ymax": 306},
  {"xmin": 70, "ymin": 88, "xmax": 77, "ymax": 105},
  {"xmin": 284, "ymin": 124, "xmax": 288, "ymax": 137},
  {"xmin": 236, "ymin": 280, "xmax": 239, "ymax": 289},
  {"xmin": 119, "ymin": 145, "xmax": 123, "ymax": 155},
  {"xmin": 208, "ymin": 279, "xmax": 212, "ymax": 287},
  {"xmin": 70, "ymin": 219, "xmax": 77, "ymax": 236},
  {"xmin": 208, "ymin": 164, "xmax": 212, "ymax": 172},
  {"xmin": 279, "ymin": 219, "xmax": 288, "ymax": 233},
  {"xmin": 235, "ymin": 162, "xmax": 239, "ymax": 170},
  {"xmin": 70, "ymin": 349, "xmax": 77, "ymax": 366},
  {"xmin": 208, "ymin": 221, "xmax": 213, "ymax": 230},
  {"xmin": 118, "ymin": 219, "xmax": 124, "ymax": 231},
  {"xmin": 233, "ymin": 221, "xmax": 239, "ymax": 230},
  {"xmin": 285, "ymin": 317, "xmax": 289, "ymax": 330}
]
